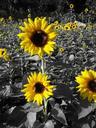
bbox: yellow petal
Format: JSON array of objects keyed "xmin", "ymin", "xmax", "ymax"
[
  {"xmin": 75, "ymin": 76, "xmax": 88, "ymax": 85},
  {"xmin": 17, "ymin": 33, "xmax": 31, "ymax": 39},
  {"xmin": 48, "ymin": 32, "xmax": 57, "ymax": 40},
  {"xmin": 41, "ymin": 17, "xmax": 48, "ymax": 30},
  {"xmin": 34, "ymin": 17, "xmax": 41, "ymax": 30},
  {"xmin": 45, "ymin": 24, "xmax": 54, "ymax": 33},
  {"xmin": 81, "ymin": 70, "xmax": 93, "ymax": 80},
  {"xmin": 19, "ymin": 26, "xmax": 26, "ymax": 31}
]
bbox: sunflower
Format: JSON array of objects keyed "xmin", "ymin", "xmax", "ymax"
[
  {"xmin": 8, "ymin": 16, "xmax": 13, "ymax": 21},
  {"xmin": 71, "ymin": 22, "xmax": 78, "ymax": 29},
  {"xmin": 54, "ymin": 24, "xmax": 63, "ymax": 30},
  {"xmin": 75, "ymin": 69, "xmax": 96, "ymax": 102},
  {"xmin": 18, "ymin": 17, "xmax": 57, "ymax": 57},
  {"xmin": 21, "ymin": 72, "xmax": 55, "ymax": 105},
  {"xmin": 63, "ymin": 24, "xmax": 71, "ymax": 30},
  {"xmin": 0, "ymin": 48, "xmax": 10, "ymax": 61},
  {"xmin": 59, "ymin": 47, "xmax": 64, "ymax": 53},
  {"xmin": 69, "ymin": 4, "xmax": 74, "ymax": 9},
  {"xmin": 53, "ymin": 21, "xmax": 59, "ymax": 25},
  {"xmin": 84, "ymin": 8, "xmax": 89, "ymax": 13},
  {"xmin": 0, "ymin": 17, "xmax": 4, "ymax": 23}
]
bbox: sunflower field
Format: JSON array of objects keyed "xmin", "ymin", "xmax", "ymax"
[{"xmin": 0, "ymin": 0, "xmax": 96, "ymax": 128}]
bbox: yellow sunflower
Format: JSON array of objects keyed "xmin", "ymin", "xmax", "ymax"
[
  {"xmin": 0, "ymin": 17, "xmax": 4, "ymax": 23},
  {"xmin": 54, "ymin": 24, "xmax": 63, "ymax": 30},
  {"xmin": 59, "ymin": 47, "xmax": 64, "ymax": 53},
  {"xmin": 71, "ymin": 22, "xmax": 78, "ymax": 29},
  {"xmin": 17, "ymin": 17, "xmax": 57, "ymax": 57},
  {"xmin": 84, "ymin": 8, "xmax": 89, "ymax": 13},
  {"xmin": 75, "ymin": 69, "xmax": 96, "ymax": 102},
  {"xmin": 53, "ymin": 21, "xmax": 59, "ymax": 25},
  {"xmin": 63, "ymin": 24, "xmax": 71, "ymax": 30},
  {"xmin": 0, "ymin": 48, "xmax": 10, "ymax": 61},
  {"xmin": 21, "ymin": 72, "xmax": 55, "ymax": 105},
  {"xmin": 69, "ymin": 4, "xmax": 74, "ymax": 9}
]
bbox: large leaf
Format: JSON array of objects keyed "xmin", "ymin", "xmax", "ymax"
[
  {"xmin": 54, "ymin": 84, "xmax": 72, "ymax": 100},
  {"xmin": 77, "ymin": 98, "xmax": 94, "ymax": 119},
  {"xmin": 22, "ymin": 102, "xmax": 43, "ymax": 113},
  {"xmin": 27, "ymin": 112, "xmax": 36, "ymax": 128},
  {"xmin": 44, "ymin": 120, "xmax": 54, "ymax": 128},
  {"xmin": 51, "ymin": 104, "xmax": 67, "ymax": 125},
  {"xmin": 7, "ymin": 106, "xmax": 26, "ymax": 127},
  {"xmin": 81, "ymin": 123, "xmax": 90, "ymax": 128},
  {"xmin": 78, "ymin": 105, "xmax": 93, "ymax": 119}
]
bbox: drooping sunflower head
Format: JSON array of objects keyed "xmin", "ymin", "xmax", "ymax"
[
  {"xmin": 75, "ymin": 69, "xmax": 96, "ymax": 102},
  {"xmin": 0, "ymin": 48, "xmax": 10, "ymax": 61},
  {"xmin": 18, "ymin": 17, "xmax": 57, "ymax": 58},
  {"xmin": 21, "ymin": 72, "xmax": 55, "ymax": 105}
]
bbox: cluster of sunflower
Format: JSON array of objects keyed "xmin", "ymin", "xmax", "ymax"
[
  {"xmin": 18, "ymin": 17, "xmax": 57, "ymax": 106},
  {"xmin": 53, "ymin": 21, "xmax": 63, "ymax": 31},
  {"xmin": 1, "ymin": 17, "xmax": 96, "ymax": 106},
  {"xmin": 63, "ymin": 21, "xmax": 78, "ymax": 30},
  {"xmin": 0, "ymin": 16, "xmax": 13, "ymax": 24},
  {"xmin": 53, "ymin": 20, "xmax": 78, "ymax": 31},
  {"xmin": 17, "ymin": 17, "xmax": 96, "ymax": 106}
]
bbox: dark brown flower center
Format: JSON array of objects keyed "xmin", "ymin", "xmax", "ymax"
[
  {"xmin": 88, "ymin": 80, "xmax": 96, "ymax": 92},
  {"xmin": 31, "ymin": 30, "xmax": 48, "ymax": 47},
  {"xmin": 2, "ymin": 51, "xmax": 5, "ymax": 55},
  {"xmin": 66, "ymin": 27, "xmax": 68, "ymax": 29},
  {"xmin": 35, "ymin": 82, "xmax": 45, "ymax": 93}
]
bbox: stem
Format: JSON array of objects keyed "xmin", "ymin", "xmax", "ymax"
[
  {"xmin": 21, "ymin": 57, "xmax": 24, "ymax": 77},
  {"xmin": 41, "ymin": 58, "xmax": 44, "ymax": 74},
  {"xmin": 8, "ymin": 61, "xmax": 12, "ymax": 95},
  {"xmin": 43, "ymin": 98, "xmax": 48, "ymax": 121},
  {"xmin": 40, "ymin": 58, "xmax": 47, "ymax": 120}
]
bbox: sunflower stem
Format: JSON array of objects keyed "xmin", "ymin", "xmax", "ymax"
[
  {"xmin": 41, "ymin": 59, "xmax": 47, "ymax": 120},
  {"xmin": 43, "ymin": 98, "xmax": 48, "ymax": 121},
  {"xmin": 41, "ymin": 58, "xmax": 44, "ymax": 74}
]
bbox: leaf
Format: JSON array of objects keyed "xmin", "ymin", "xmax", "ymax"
[
  {"xmin": 91, "ymin": 120, "xmax": 95, "ymax": 128},
  {"xmin": 54, "ymin": 84, "xmax": 72, "ymax": 100},
  {"xmin": 7, "ymin": 106, "xmax": 26, "ymax": 127},
  {"xmin": 77, "ymin": 98, "xmax": 94, "ymax": 119},
  {"xmin": 51, "ymin": 104, "xmax": 67, "ymax": 125},
  {"xmin": 81, "ymin": 123, "xmax": 90, "ymax": 128},
  {"xmin": 27, "ymin": 112, "xmax": 36, "ymax": 128},
  {"xmin": 79, "ymin": 98, "xmax": 91, "ymax": 108},
  {"xmin": 44, "ymin": 120, "xmax": 54, "ymax": 128},
  {"xmin": 78, "ymin": 105, "xmax": 93, "ymax": 119},
  {"xmin": 22, "ymin": 102, "xmax": 43, "ymax": 113}
]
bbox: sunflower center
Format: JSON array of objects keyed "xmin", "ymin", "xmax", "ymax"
[
  {"xmin": 2, "ymin": 51, "xmax": 5, "ymax": 55},
  {"xmin": 88, "ymin": 80, "xmax": 96, "ymax": 92},
  {"xmin": 35, "ymin": 82, "xmax": 45, "ymax": 93},
  {"xmin": 31, "ymin": 30, "xmax": 48, "ymax": 47}
]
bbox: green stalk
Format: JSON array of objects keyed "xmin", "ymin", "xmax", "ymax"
[
  {"xmin": 41, "ymin": 58, "xmax": 44, "ymax": 74},
  {"xmin": 41, "ymin": 58, "xmax": 47, "ymax": 120}
]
